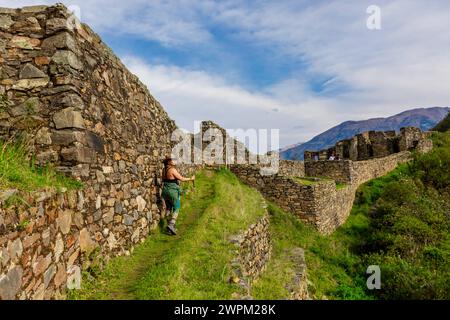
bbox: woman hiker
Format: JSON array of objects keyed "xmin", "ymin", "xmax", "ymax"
[{"xmin": 161, "ymin": 157, "xmax": 195, "ymax": 235}]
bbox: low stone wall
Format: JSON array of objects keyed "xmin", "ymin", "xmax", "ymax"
[
  {"xmin": 279, "ymin": 160, "xmax": 305, "ymax": 178},
  {"xmin": 231, "ymin": 150, "xmax": 417, "ymax": 234},
  {"xmin": 229, "ymin": 211, "xmax": 271, "ymax": 300},
  {"xmin": 229, "ymin": 165, "xmax": 319, "ymax": 226},
  {"xmin": 350, "ymin": 151, "xmax": 411, "ymax": 185},
  {"xmin": 237, "ymin": 214, "xmax": 271, "ymax": 279},
  {"xmin": 305, "ymin": 160, "xmax": 352, "ymax": 183},
  {"xmin": 286, "ymin": 248, "xmax": 309, "ymax": 300}
]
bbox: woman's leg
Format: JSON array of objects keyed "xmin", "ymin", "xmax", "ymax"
[{"xmin": 168, "ymin": 195, "xmax": 180, "ymax": 228}]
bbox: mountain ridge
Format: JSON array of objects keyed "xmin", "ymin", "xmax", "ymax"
[{"xmin": 281, "ymin": 107, "xmax": 449, "ymax": 160}]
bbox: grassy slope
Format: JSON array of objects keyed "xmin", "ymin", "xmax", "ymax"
[
  {"xmin": 70, "ymin": 132, "xmax": 448, "ymax": 300},
  {"xmin": 253, "ymin": 131, "xmax": 449, "ymax": 300},
  {"xmin": 0, "ymin": 140, "xmax": 82, "ymax": 192},
  {"xmin": 70, "ymin": 168, "xmax": 265, "ymax": 300}
]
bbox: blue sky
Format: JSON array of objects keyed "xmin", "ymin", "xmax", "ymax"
[{"xmin": 3, "ymin": 0, "xmax": 450, "ymax": 148}]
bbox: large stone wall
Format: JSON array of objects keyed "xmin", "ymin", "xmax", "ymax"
[
  {"xmin": 0, "ymin": 189, "xmax": 89, "ymax": 300},
  {"xmin": 0, "ymin": 5, "xmax": 202, "ymax": 299}
]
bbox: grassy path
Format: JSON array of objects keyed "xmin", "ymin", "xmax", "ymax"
[{"xmin": 70, "ymin": 169, "xmax": 265, "ymax": 300}]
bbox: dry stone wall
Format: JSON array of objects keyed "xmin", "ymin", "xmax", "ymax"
[
  {"xmin": 231, "ymin": 149, "xmax": 426, "ymax": 234},
  {"xmin": 278, "ymin": 160, "xmax": 305, "ymax": 178},
  {"xmin": 0, "ymin": 5, "xmax": 203, "ymax": 300},
  {"xmin": 0, "ymin": 189, "xmax": 87, "ymax": 300}
]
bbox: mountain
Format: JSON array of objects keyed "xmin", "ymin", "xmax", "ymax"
[
  {"xmin": 433, "ymin": 111, "xmax": 450, "ymax": 132},
  {"xmin": 278, "ymin": 142, "xmax": 304, "ymax": 153},
  {"xmin": 281, "ymin": 107, "xmax": 450, "ymax": 160}
]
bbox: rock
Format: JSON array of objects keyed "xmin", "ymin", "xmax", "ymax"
[
  {"xmin": 136, "ymin": 196, "xmax": 146, "ymax": 212},
  {"xmin": 36, "ymin": 150, "xmax": 59, "ymax": 164},
  {"xmin": 35, "ymin": 127, "xmax": 52, "ymax": 145},
  {"xmin": 123, "ymin": 214, "xmax": 134, "ymax": 226},
  {"xmin": 43, "ymin": 265, "xmax": 56, "ymax": 289},
  {"xmin": 21, "ymin": 5, "xmax": 48, "ymax": 13},
  {"xmin": 33, "ymin": 254, "xmax": 52, "ymax": 276},
  {"xmin": 0, "ymin": 189, "xmax": 18, "ymax": 202},
  {"xmin": 131, "ymin": 228, "xmax": 140, "ymax": 243},
  {"xmin": 8, "ymin": 238, "xmax": 23, "ymax": 262},
  {"xmin": 46, "ymin": 18, "xmax": 74, "ymax": 34},
  {"xmin": 85, "ymin": 131, "xmax": 105, "ymax": 153},
  {"xmin": 19, "ymin": 63, "xmax": 47, "ymax": 79},
  {"xmin": 114, "ymin": 201, "xmax": 123, "ymax": 214},
  {"xmin": 35, "ymin": 56, "xmax": 50, "ymax": 66},
  {"xmin": 79, "ymin": 228, "xmax": 96, "ymax": 253},
  {"xmin": 62, "ymin": 146, "xmax": 96, "ymax": 163},
  {"xmin": 103, "ymin": 209, "xmax": 114, "ymax": 224},
  {"xmin": 53, "ymin": 107, "xmax": 85, "ymax": 129},
  {"xmin": 52, "ymin": 50, "xmax": 83, "ymax": 70},
  {"xmin": 60, "ymin": 93, "xmax": 84, "ymax": 109},
  {"xmin": 54, "ymin": 234, "xmax": 64, "ymax": 262},
  {"xmin": 95, "ymin": 195, "xmax": 101, "ymax": 209},
  {"xmin": 67, "ymin": 249, "xmax": 79, "ymax": 267},
  {"xmin": 9, "ymin": 36, "xmax": 40, "ymax": 49},
  {"xmin": 73, "ymin": 212, "xmax": 84, "ymax": 229},
  {"xmin": 9, "ymin": 97, "xmax": 41, "ymax": 117},
  {"xmin": 0, "ymin": 247, "xmax": 10, "ymax": 267},
  {"xmin": 12, "ymin": 16, "xmax": 41, "ymax": 33},
  {"xmin": 56, "ymin": 210, "xmax": 72, "ymax": 235},
  {"xmin": 107, "ymin": 233, "xmax": 117, "ymax": 250},
  {"xmin": 42, "ymin": 32, "xmax": 76, "ymax": 52},
  {"xmin": 22, "ymin": 233, "xmax": 40, "ymax": 249},
  {"xmin": 0, "ymin": 265, "xmax": 23, "ymax": 300},
  {"xmin": 102, "ymin": 166, "xmax": 113, "ymax": 174},
  {"xmin": 53, "ymin": 264, "xmax": 66, "ymax": 287},
  {"xmin": 51, "ymin": 130, "xmax": 85, "ymax": 145},
  {"xmin": 0, "ymin": 15, "xmax": 14, "ymax": 30},
  {"xmin": 12, "ymin": 78, "xmax": 49, "ymax": 90},
  {"xmin": 66, "ymin": 265, "xmax": 80, "ymax": 290},
  {"xmin": 32, "ymin": 283, "xmax": 45, "ymax": 300}
]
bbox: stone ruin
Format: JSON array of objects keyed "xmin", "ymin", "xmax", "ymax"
[
  {"xmin": 304, "ymin": 126, "xmax": 433, "ymax": 161},
  {"xmin": 0, "ymin": 4, "xmax": 434, "ymax": 300}
]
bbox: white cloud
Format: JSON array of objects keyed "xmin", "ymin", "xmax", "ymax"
[
  {"xmin": 2, "ymin": 0, "xmax": 449, "ymax": 147},
  {"xmin": 123, "ymin": 56, "xmax": 337, "ymax": 146}
]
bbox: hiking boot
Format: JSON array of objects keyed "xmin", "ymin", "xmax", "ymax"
[{"xmin": 167, "ymin": 225, "xmax": 177, "ymax": 235}]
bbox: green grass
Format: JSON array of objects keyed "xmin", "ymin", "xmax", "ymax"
[
  {"xmin": 69, "ymin": 168, "xmax": 265, "ymax": 300},
  {"xmin": 335, "ymin": 182, "xmax": 347, "ymax": 190},
  {"xmin": 292, "ymin": 177, "xmax": 322, "ymax": 185},
  {"xmin": 0, "ymin": 140, "xmax": 83, "ymax": 192},
  {"xmin": 252, "ymin": 201, "xmax": 374, "ymax": 300},
  {"xmin": 252, "ymin": 165, "xmax": 414, "ymax": 300},
  {"xmin": 254, "ymin": 131, "xmax": 450, "ymax": 300}
]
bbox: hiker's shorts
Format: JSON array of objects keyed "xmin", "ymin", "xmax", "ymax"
[{"xmin": 162, "ymin": 182, "xmax": 181, "ymax": 213}]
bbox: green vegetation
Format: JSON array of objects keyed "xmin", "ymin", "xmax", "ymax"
[
  {"xmin": 335, "ymin": 182, "xmax": 347, "ymax": 190},
  {"xmin": 0, "ymin": 140, "xmax": 83, "ymax": 192},
  {"xmin": 433, "ymin": 112, "xmax": 450, "ymax": 132},
  {"xmin": 69, "ymin": 168, "xmax": 265, "ymax": 300},
  {"xmin": 69, "ymin": 131, "xmax": 449, "ymax": 300},
  {"xmin": 293, "ymin": 177, "xmax": 322, "ymax": 185},
  {"xmin": 254, "ymin": 131, "xmax": 450, "ymax": 300}
]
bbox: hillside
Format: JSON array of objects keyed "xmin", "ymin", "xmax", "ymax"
[
  {"xmin": 281, "ymin": 107, "xmax": 449, "ymax": 160},
  {"xmin": 69, "ymin": 169, "xmax": 267, "ymax": 300},
  {"xmin": 433, "ymin": 111, "xmax": 450, "ymax": 132},
  {"xmin": 66, "ymin": 130, "xmax": 449, "ymax": 300}
]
